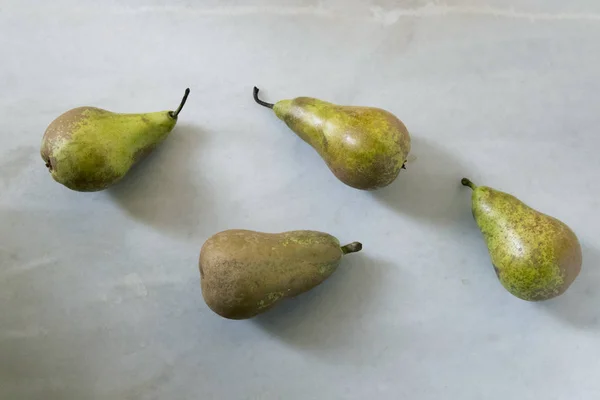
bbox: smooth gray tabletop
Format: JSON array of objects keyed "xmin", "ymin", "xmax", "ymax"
[{"xmin": 1, "ymin": 1, "xmax": 599, "ymax": 399}]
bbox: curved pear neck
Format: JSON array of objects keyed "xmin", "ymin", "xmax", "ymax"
[{"xmin": 272, "ymin": 99, "xmax": 293, "ymax": 119}]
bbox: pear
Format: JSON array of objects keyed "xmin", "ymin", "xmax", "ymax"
[
  {"xmin": 41, "ymin": 89, "xmax": 190, "ymax": 191},
  {"xmin": 253, "ymin": 87, "xmax": 410, "ymax": 190},
  {"xmin": 199, "ymin": 229, "xmax": 362, "ymax": 319},
  {"xmin": 461, "ymin": 178, "xmax": 582, "ymax": 301}
]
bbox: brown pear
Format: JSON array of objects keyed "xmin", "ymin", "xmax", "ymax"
[{"xmin": 199, "ymin": 229, "xmax": 362, "ymax": 319}]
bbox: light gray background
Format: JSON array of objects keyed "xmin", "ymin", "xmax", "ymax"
[{"xmin": 1, "ymin": 1, "xmax": 599, "ymax": 399}]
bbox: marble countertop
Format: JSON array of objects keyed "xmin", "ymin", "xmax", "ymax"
[{"xmin": 1, "ymin": 1, "xmax": 599, "ymax": 399}]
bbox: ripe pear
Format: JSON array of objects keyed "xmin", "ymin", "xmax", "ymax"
[
  {"xmin": 461, "ymin": 178, "xmax": 582, "ymax": 301},
  {"xmin": 199, "ymin": 229, "xmax": 362, "ymax": 319},
  {"xmin": 253, "ymin": 87, "xmax": 410, "ymax": 190},
  {"xmin": 41, "ymin": 89, "xmax": 190, "ymax": 191}
]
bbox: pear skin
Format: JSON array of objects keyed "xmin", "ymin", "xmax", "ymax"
[
  {"xmin": 41, "ymin": 89, "xmax": 190, "ymax": 192},
  {"xmin": 199, "ymin": 229, "xmax": 362, "ymax": 319},
  {"xmin": 462, "ymin": 178, "xmax": 582, "ymax": 301},
  {"xmin": 254, "ymin": 87, "xmax": 410, "ymax": 190}
]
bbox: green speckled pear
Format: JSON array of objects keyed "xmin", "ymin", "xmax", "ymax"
[
  {"xmin": 41, "ymin": 89, "xmax": 190, "ymax": 191},
  {"xmin": 253, "ymin": 87, "xmax": 410, "ymax": 190},
  {"xmin": 461, "ymin": 178, "xmax": 582, "ymax": 301},
  {"xmin": 199, "ymin": 229, "xmax": 362, "ymax": 319}
]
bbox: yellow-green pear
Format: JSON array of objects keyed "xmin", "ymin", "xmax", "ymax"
[
  {"xmin": 41, "ymin": 89, "xmax": 190, "ymax": 191},
  {"xmin": 199, "ymin": 229, "xmax": 362, "ymax": 319},
  {"xmin": 461, "ymin": 178, "xmax": 582, "ymax": 301},
  {"xmin": 253, "ymin": 87, "xmax": 410, "ymax": 190}
]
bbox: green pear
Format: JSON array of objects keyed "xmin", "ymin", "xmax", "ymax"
[
  {"xmin": 253, "ymin": 87, "xmax": 410, "ymax": 190},
  {"xmin": 41, "ymin": 89, "xmax": 190, "ymax": 191},
  {"xmin": 461, "ymin": 178, "xmax": 582, "ymax": 301},
  {"xmin": 199, "ymin": 229, "xmax": 362, "ymax": 319}
]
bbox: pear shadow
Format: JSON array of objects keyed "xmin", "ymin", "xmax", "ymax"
[
  {"xmin": 109, "ymin": 124, "xmax": 214, "ymax": 239},
  {"xmin": 372, "ymin": 136, "xmax": 466, "ymax": 225},
  {"xmin": 538, "ymin": 244, "xmax": 600, "ymax": 330},
  {"xmin": 252, "ymin": 253, "xmax": 400, "ymax": 364}
]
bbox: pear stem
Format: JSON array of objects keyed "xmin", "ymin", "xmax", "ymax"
[
  {"xmin": 341, "ymin": 242, "xmax": 363, "ymax": 255},
  {"xmin": 169, "ymin": 88, "xmax": 191, "ymax": 119},
  {"xmin": 253, "ymin": 86, "xmax": 274, "ymax": 109},
  {"xmin": 461, "ymin": 178, "xmax": 477, "ymax": 190}
]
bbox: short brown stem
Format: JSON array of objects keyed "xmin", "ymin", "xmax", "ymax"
[{"xmin": 341, "ymin": 242, "xmax": 362, "ymax": 255}]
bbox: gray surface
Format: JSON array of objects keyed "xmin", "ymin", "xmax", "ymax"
[{"xmin": 1, "ymin": 1, "xmax": 600, "ymax": 399}]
